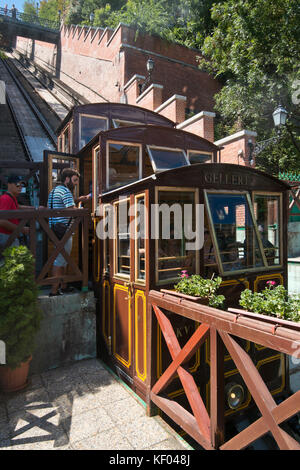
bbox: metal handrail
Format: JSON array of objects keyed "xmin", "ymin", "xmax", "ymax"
[{"xmin": 0, "ymin": 7, "xmax": 60, "ymax": 31}]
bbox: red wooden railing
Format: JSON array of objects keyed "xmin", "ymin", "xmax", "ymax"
[
  {"xmin": 0, "ymin": 208, "xmax": 90, "ymax": 290},
  {"xmin": 146, "ymin": 290, "xmax": 300, "ymax": 450}
]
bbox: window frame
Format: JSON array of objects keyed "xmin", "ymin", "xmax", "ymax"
[
  {"xmin": 155, "ymin": 186, "xmax": 200, "ymax": 285},
  {"xmin": 112, "ymin": 119, "xmax": 143, "ymax": 128},
  {"xmin": 134, "ymin": 193, "xmax": 147, "ymax": 285},
  {"xmin": 204, "ymin": 189, "xmax": 269, "ymax": 276},
  {"xmin": 79, "ymin": 113, "xmax": 108, "ymax": 150},
  {"xmin": 252, "ymin": 191, "xmax": 283, "ymax": 268},
  {"xmin": 146, "ymin": 145, "xmax": 190, "ymax": 173},
  {"xmin": 113, "ymin": 197, "xmax": 131, "ymax": 280},
  {"xmin": 187, "ymin": 150, "xmax": 213, "ymax": 164},
  {"xmin": 106, "ymin": 140, "xmax": 142, "ymax": 190}
]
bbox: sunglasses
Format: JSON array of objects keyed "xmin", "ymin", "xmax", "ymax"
[{"xmin": 14, "ymin": 183, "xmax": 24, "ymax": 188}]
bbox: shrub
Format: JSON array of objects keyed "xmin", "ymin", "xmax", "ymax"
[
  {"xmin": 239, "ymin": 281, "xmax": 300, "ymax": 322},
  {"xmin": 0, "ymin": 246, "xmax": 42, "ymax": 369},
  {"xmin": 174, "ymin": 273, "xmax": 225, "ymax": 308}
]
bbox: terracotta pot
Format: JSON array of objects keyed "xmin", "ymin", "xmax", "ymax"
[
  {"xmin": 160, "ymin": 289, "xmax": 210, "ymax": 305},
  {"xmin": 0, "ymin": 356, "xmax": 31, "ymax": 393}
]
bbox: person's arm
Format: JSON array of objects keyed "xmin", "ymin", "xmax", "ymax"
[
  {"xmin": 74, "ymin": 194, "xmax": 91, "ymax": 205},
  {"xmin": 0, "ymin": 220, "xmax": 29, "ymax": 234}
]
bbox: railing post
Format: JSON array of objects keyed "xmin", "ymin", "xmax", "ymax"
[
  {"xmin": 210, "ymin": 326, "xmax": 225, "ymax": 448},
  {"xmin": 145, "ymin": 301, "xmax": 158, "ymax": 417},
  {"xmin": 81, "ymin": 212, "xmax": 89, "ymax": 292}
]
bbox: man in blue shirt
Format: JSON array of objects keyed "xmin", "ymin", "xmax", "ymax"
[{"xmin": 47, "ymin": 168, "xmax": 90, "ymax": 296}]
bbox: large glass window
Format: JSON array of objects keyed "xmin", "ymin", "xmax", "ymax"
[
  {"xmin": 205, "ymin": 192, "xmax": 266, "ymax": 273},
  {"xmin": 115, "ymin": 199, "xmax": 130, "ymax": 277},
  {"xmin": 79, "ymin": 114, "xmax": 108, "ymax": 150},
  {"xmin": 135, "ymin": 194, "xmax": 146, "ymax": 282},
  {"xmin": 156, "ymin": 189, "xmax": 198, "ymax": 283},
  {"xmin": 107, "ymin": 142, "xmax": 141, "ymax": 190},
  {"xmin": 147, "ymin": 146, "xmax": 189, "ymax": 172},
  {"xmin": 254, "ymin": 194, "xmax": 281, "ymax": 266},
  {"xmin": 188, "ymin": 151, "xmax": 212, "ymax": 164}
]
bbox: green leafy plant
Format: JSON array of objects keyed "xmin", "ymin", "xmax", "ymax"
[
  {"xmin": 0, "ymin": 246, "xmax": 42, "ymax": 369},
  {"xmin": 239, "ymin": 281, "xmax": 300, "ymax": 322},
  {"xmin": 174, "ymin": 273, "xmax": 225, "ymax": 308}
]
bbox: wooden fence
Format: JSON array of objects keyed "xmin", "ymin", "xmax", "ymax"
[
  {"xmin": 146, "ymin": 290, "xmax": 300, "ymax": 450},
  {"xmin": 0, "ymin": 208, "xmax": 90, "ymax": 291}
]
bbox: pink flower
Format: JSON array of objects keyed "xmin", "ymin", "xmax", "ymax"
[
  {"xmin": 180, "ymin": 270, "xmax": 189, "ymax": 278},
  {"xmin": 266, "ymin": 280, "xmax": 276, "ymax": 287}
]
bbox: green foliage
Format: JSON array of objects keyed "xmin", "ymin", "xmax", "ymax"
[
  {"xmin": 199, "ymin": 0, "xmax": 300, "ymax": 175},
  {"xmin": 23, "ymin": 0, "xmax": 38, "ymax": 17},
  {"xmin": 174, "ymin": 274, "xmax": 225, "ymax": 308},
  {"xmin": 239, "ymin": 282, "xmax": 300, "ymax": 322},
  {"xmin": 0, "ymin": 246, "xmax": 42, "ymax": 369},
  {"xmin": 39, "ymin": 0, "xmax": 70, "ymax": 23}
]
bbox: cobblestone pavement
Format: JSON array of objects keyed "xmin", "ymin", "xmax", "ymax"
[{"xmin": 0, "ymin": 359, "xmax": 192, "ymax": 450}]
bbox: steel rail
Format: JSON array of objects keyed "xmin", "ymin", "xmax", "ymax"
[{"xmin": 1, "ymin": 57, "xmax": 57, "ymax": 146}]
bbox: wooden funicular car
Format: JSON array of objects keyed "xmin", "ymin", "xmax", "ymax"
[{"xmin": 46, "ymin": 103, "xmax": 290, "ymax": 429}]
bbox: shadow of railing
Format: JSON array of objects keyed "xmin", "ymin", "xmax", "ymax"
[
  {"xmin": 146, "ymin": 290, "xmax": 300, "ymax": 450},
  {"xmin": 0, "ymin": 208, "xmax": 90, "ymax": 291}
]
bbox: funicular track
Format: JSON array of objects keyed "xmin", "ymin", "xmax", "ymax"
[{"xmin": 0, "ymin": 56, "xmax": 56, "ymax": 163}]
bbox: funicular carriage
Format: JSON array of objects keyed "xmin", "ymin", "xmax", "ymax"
[{"xmin": 50, "ymin": 103, "xmax": 290, "ymax": 440}]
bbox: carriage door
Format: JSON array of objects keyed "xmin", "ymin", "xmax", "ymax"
[
  {"xmin": 43, "ymin": 151, "xmax": 80, "ymax": 205},
  {"xmin": 43, "ymin": 151, "xmax": 80, "ymax": 271},
  {"xmin": 110, "ymin": 194, "xmax": 148, "ymax": 392}
]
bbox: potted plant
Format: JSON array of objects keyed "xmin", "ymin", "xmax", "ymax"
[
  {"xmin": 238, "ymin": 281, "xmax": 300, "ymax": 323},
  {"xmin": 0, "ymin": 245, "xmax": 42, "ymax": 392},
  {"xmin": 161, "ymin": 272, "xmax": 225, "ymax": 308}
]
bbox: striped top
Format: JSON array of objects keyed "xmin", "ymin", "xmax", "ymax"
[{"xmin": 48, "ymin": 185, "xmax": 75, "ymax": 226}]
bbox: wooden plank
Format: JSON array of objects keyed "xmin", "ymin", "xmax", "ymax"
[
  {"xmin": 150, "ymin": 393, "xmax": 214, "ymax": 450},
  {"xmin": 152, "ymin": 305, "xmax": 211, "ymax": 443},
  {"xmin": 219, "ymin": 330, "xmax": 298, "ymax": 450},
  {"xmin": 152, "ymin": 323, "xmax": 210, "ymax": 395},
  {"xmin": 210, "ymin": 327, "xmax": 225, "ymax": 448},
  {"xmin": 220, "ymin": 390, "xmax": 300, "ymax": 450}
]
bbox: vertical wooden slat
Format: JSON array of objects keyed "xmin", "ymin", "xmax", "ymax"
[
  {"xmin": 81, "ymin": 212, "xmax": 89, "ymax": 291},
  {"xmin": 210, "ymin": 326, "xmax": 225, "ymax": 448}
]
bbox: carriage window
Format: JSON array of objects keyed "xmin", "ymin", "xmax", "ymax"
[
  {"xmin": 254, "ymin": 194, "xmax": 281, "ymax": 266},
  {"xmin": 79, "ymin": 114, "xmax": 108, "ymax": 150},
  {"xmin": 115, "ymin": 199, "xmax": 130, "ymax": 277},
  {"xmin": 147, "ymin": 146, "xmax": 189, "ymax": 172},
  {"xmin": 206, "ymin": 192, "xmax": 266, "ymax": 273},
  {"xmin": 135, "ymin": 195, "xmax": 146, "ymax": 282},
  {"xmin": 188, "ymin": 151, "xmax": 212, "ymax": 164},
  {"xmin": 108, "ymin": 142, "xmax": 140, "ymax": 189},
  {"xmin": 93, "ymin": 146, "xmax": 100, "ymax": 213},
  {"xmin": 113, "ymin": 119, "xmax": 143, "ymax": 128},
  {"xmin": 103, "ymin": 205, "xmax": 112, "ymax": 274},
  {"xmin": 57, "ymin": 136, "xmax": 62, "ymax": 152},
  {"xmin": 63, "ymin": 127, "xmax": 69, "ymax": 153},
  {"xmin": 156, "ymin": 189, "xmax": 197, "ymax": 283}
]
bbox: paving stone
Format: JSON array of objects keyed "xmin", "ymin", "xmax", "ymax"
[
  {"xmin": 5, "ymin": 388, "xmax": 51, "ymax": 415},
  {"xmin": 62, "ymin": 407, "xmax": 115, "ymax": 444},
  {"xmin": 88, "ymin": 381, "xmax": 131, "ymax": 405},
  {"xmin": 0, "ymin": 403, "xmax": 7, "ymax": 424},
  {"xmin": 54, "ymin": 391, "xmax": 103, "ymax": 417},
  {"xmin": 103, "ymin": 396, "xmax": 146, "ymax": 425},
  {"xmin": 0, "ymin": 421, "xmax": 10, "ymax": 440},
  {"xmin": 120, "ymin": 415, "xmax": 171, "ymax": 449},
  {"xmin": 72, "ymin": 427, "xmax": 134, "ymax": 450},
  {"xmin": 148, "ymin": 437, "xmax": 190, "ymax": 450}
]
